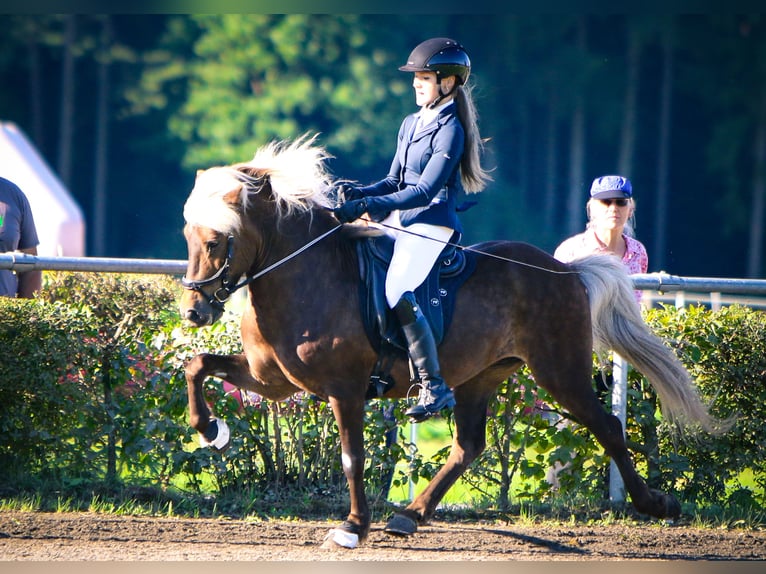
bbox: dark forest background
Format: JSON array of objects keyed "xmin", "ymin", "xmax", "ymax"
[{"xmin": 1, "ymin": 14, "xmax": 765, "ymax": 278}]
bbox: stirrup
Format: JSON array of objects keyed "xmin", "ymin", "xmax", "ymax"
[{"xmin": 404, "ymin": 382, "xmax": 455, "ymax": 423}]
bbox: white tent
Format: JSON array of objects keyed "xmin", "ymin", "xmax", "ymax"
[{"xmin": 0, "ymin": 121, "xmax": 85, "ymax": 256}]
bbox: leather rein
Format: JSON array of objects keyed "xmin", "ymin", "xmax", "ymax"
[{"xmin": 181, "ymin": 224, "xmax": 343, "ymax": 311}]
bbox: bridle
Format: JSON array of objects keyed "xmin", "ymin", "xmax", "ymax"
[
  {"xmin": 181, "ymin": 235, "xmax": 243, "ymax": 311},
  {"xmin": 181, "ymin": 224, "xmax": 343, "ymax": 311}
]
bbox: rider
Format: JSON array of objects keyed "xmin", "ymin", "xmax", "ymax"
[{"xmin": 334, "ymin": 37, "xmax": 491, "ymax": 422}]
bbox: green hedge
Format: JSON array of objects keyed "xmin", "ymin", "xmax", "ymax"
[
  {"xmin": 459, "ymin": 304, "xmax": 766, "ymax": 512},
  {"xmin": 0, "ymin": 273, "xmax": 763, "ymax": 517}
]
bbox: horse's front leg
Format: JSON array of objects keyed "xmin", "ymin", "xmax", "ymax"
[
  {"xmin": 322, "ymin": 393, "xmax": 369, "ymax": 549},
  {"xmin": 185, "ymin": 352, "xmax": 287, "ymax": 451}
]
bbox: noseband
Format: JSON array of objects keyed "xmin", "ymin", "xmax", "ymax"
[
  {"xmin": 181, "ymin": 224, "xmax": 343, "ymax": 311},
  {"xmin": 181, "ymin": 235, "xmax": 248, "ymax": 311}
]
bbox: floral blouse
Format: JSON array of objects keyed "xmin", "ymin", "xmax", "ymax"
[{"xmin": 553, "ymin": 229, "xmax": 648, "ymax": 302}]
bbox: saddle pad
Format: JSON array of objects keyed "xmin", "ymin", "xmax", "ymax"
[{"xmin": 356, "ymin": 233, "xmax": 476, "ymax": 353}]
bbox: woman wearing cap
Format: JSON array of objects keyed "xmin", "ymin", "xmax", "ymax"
[
  {"xmin": 554, "ymin": 175, "xmax": 648, "ymax": 303},
  {"xmin": 548, "ymin": 175, "xmax": 648, "ymax": 490},
  {"xmin": 334, "ymin": 37, "xmax": 491, "ymax": 422}
]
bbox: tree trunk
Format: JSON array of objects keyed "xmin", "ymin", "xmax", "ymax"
[
  {"xmin": 25, "ymin": 23, "xmax": 44, "ymax": 150},
  {"xmin": 618, "ymin": 24, "xmax": 641, "ymax": 178},
  {"xmin": 57, "ymin": 15, "xmax": 76, "ymax": 188},
  {"xmin": 93, "ymin": 16, "xmax": 112, "ymax": 256},
  {"xmin": 747, "ymin": 96, "xmax": 766, "ymax": 278},
  {"xmin": 543, "ymin": 91, "xmax": 559, "ymax": 229},
  {"xmin": 565, "ymin": 17, "xmax": 588, "ymax": 236},
  {"xmin": 653, "ymin": 20, "xmax": 675, "ymax": 271}
]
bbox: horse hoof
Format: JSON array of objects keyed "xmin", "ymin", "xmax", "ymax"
[
  {"xmin": 384, "ymin": 513, "xmax": 418, "ymax": 536},
  {"xmin": 322, "ymin": 528, "xmax": 359, "ymax": 549},
  {"xmin": 647, "ymin": 489, "xmax": 682, "ymax": 519},
  {"xmin": 664, "ymin": 494, "xmax": 682, "ymax": 519},
  {"xmin": 199, "ymin": 418, "xmax": 231, "ymax": 452}
]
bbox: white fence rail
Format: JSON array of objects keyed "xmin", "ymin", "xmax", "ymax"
[{"xmin": 0, "ymin": 253, "xmax": 187, "ymax": 275}]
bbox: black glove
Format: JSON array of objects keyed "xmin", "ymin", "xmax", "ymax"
[
  {"xmin": 339, "ymin": 184, "xmax": 366, "ymax": 202},
  {"xmin": 334, "ymin": 198, "xmax": 368, "ymax": 223}
]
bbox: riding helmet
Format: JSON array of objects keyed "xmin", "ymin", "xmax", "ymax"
[{"xmin": 398, "ymin": 38, "xmax": 471, "ymax": 85}]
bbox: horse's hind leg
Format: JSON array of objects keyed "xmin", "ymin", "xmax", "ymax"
[
  {"xmin": 529, "ymin": 352, "xmax": 681, "ymax": 520},
  {"xmin": 386, "ymin": 377, "xmax": 497, "ymax": 536}
]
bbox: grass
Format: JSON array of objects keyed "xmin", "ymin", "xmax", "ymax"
[{"xmin": 2, "ymin": 478, "xmax": 764, "ymax": 530}]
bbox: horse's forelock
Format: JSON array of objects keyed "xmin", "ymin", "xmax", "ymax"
[{"xmin": 183, "ymin": 167, "xmax": 247, "ymax": 235}]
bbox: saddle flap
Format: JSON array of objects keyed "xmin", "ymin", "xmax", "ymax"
[{"xmin": 355, "ymin": 234, "xmax": 475, "ymax": 354}]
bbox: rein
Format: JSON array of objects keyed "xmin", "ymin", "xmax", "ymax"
[
  {"xmin": 182, "ymin": 223, "xmax": 343, "ymax": 310},
  {"xmin": 366, "ymin": 219, "xmax": 579, "ymax": 276}
]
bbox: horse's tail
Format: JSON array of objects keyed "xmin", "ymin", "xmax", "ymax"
[{"xmin": 570, "ymin": 254, "xmax": 731, "ymax": 435}]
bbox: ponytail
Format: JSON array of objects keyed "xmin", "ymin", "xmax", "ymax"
[{"xmin": 454, "ymin": 84, "xmax": 492, "ymax": 193}]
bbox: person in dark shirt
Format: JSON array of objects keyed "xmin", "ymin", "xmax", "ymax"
[{"xmin": 0, "ymin": 176, "xmax": 41, "ymax": 298}]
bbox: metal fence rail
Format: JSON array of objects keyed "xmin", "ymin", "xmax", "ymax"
[
  {"xmin": 632, "ymin": 272, "xmax": 766, "ymax": 295},
  {"xmin": 0, "ymin": 253, "xmax": 187, "ymax": 275},
  {"xmin": 4, "ymin": 253, "xmax": 766, "ymax": 295}
]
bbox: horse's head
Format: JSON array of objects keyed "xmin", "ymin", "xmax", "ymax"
[
  {"xmin": 179, "ymin": 136, "xmax": 337, "ymax": 327},
  {"xmin": 180, "ymin": 167, "xmax": 256, "ymax": 326}
]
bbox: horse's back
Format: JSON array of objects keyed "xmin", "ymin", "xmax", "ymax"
[
  {"xmin": 443, "ymin": 240, "xmax": 592, "ymax": 374},
  {"xmin": 461, "ymin": 240, "xmax": 585, "ymax": 305}
]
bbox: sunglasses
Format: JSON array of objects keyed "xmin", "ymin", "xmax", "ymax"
[{"xmin": 598, "ymin": 198, "xmax": 629, "ymax": 207}]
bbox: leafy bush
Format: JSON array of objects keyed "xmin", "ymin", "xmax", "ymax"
[
  {"xmin": 647, "ymin": 304, "xmax": 766, "ymax": 506},
  {"xmin": 1, "ymin": 271, "xmax": 764, "ymax": 518},
  {"xmin": 0, "ymin": 297, "xmax": 102, "ymax": 483},
  {"xmin": 459, "ymin": 304, "xmax": 765, "ymax": 513}
]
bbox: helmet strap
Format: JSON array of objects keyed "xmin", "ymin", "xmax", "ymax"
[{"xmin": 427, "ymin": 79, "xmax": 454, "ymax": 110}]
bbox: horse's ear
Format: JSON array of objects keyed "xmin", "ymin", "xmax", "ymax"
[
  {"xmin": 236, "ymin": 166, "xmax": 274, "ymax": 199},
  {"xmin": 223, "ymin": 187, "xmax": 243, "ymax": 207}
]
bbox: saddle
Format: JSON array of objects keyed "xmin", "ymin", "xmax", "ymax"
[{"xmin": 355, "ymin": 233, "xmax": 477, "ymax": 399}]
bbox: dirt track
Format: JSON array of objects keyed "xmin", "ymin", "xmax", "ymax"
[{"xmin": 1, "ymin": 510, "xmax": 764, "ymax": 562}]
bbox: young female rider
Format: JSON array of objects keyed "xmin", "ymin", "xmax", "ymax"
[{"xmin": 333, "ymin": 37, "xmax": 491, "ymax": 422}]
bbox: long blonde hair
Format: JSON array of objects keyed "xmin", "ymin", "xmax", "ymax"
[{"xmin": 454, "ymin": 83, "xmax": 492, "ymax": 193}]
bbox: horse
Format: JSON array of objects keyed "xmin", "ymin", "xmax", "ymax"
[{"xmin": 179, "ymin": 137, "xmax": 727, "ymax": 549}]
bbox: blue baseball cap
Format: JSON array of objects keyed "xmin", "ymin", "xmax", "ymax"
[{"xmin": 590, "ymin": 175, "xmax": 632, "ymax": 200}]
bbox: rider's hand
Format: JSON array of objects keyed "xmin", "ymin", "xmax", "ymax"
[
  {"xmin": 333, "ymin": 198, "xmax": 368, "ymax": 223},
  {"xmin": 339, "ymin": 184, "xmax": 366, "ymax": 202}
]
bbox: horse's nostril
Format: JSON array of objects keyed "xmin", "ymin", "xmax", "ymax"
[{"xmin": 184, "ymin": 308, "xmax": 201, "ymax": 324}]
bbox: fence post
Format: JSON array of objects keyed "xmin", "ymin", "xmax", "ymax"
[{"xmin": 609, "ymin": 353, "xmax": 628, "ymax": 502}]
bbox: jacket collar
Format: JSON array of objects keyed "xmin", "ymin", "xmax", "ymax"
[{"xmin": 410, "ymin": 102, "xmax": 456, "ymax": 140}]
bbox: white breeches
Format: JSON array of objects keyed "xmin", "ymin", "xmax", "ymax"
[{"xmin": 380, "ymin": 211, "xmax": 454, "ymax": 308}]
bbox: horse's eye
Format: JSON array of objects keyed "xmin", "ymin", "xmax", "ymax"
[{"xmin": 206, "ymin": 240, "xmax": 219, "ymax": 252}]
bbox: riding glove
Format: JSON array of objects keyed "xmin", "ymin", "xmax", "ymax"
[
  {"xmin": 334, "ymin": 198, "xmax": 369, "ymax": 223},
  {"xmin": 339, "ymin": 184, "xmax": 366, "ymax": 202}
]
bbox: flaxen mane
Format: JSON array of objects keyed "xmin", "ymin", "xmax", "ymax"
[{"xmin": 184, "ymin": 135, "xmax": 335, "ymax": 234}]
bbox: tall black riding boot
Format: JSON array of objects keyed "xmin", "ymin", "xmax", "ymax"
[{"xmin": 394, "ymin": 292, "xmax": 455, "ymax": 422}]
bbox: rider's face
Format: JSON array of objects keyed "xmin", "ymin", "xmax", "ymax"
[{"xmin": 413, "ymin": 72, "xmax": 440, "ymax": 107}]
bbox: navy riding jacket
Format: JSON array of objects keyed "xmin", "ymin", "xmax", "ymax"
[{"xmin": 359, "ymin": 102, "xmax": 465, "ymax": 232}]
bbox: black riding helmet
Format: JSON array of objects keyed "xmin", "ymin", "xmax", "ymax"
[{"xmin": 398, "ymin": 37, "xmax": 471, "ymax": 86}]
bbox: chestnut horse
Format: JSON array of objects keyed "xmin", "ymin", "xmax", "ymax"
[{"xmin": 179, "ymin": 137, "xmax": 725, "ymax": 549}]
